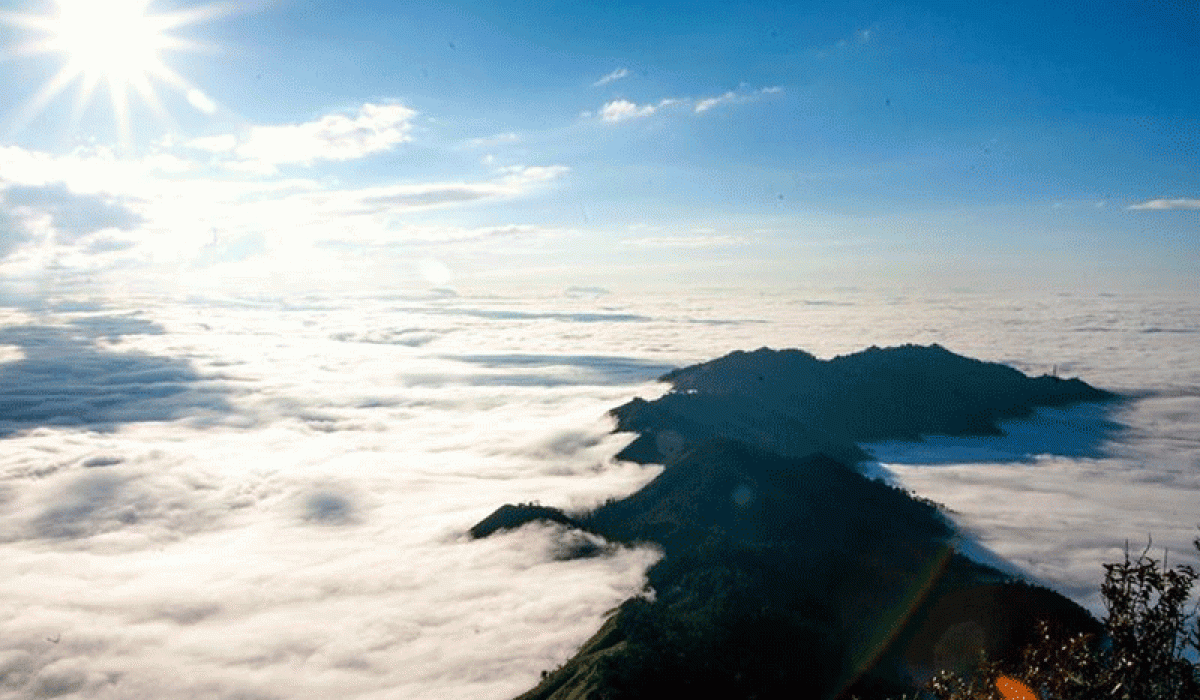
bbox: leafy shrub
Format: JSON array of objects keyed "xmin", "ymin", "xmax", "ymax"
[{"xmin": 921, "ymin": 535, "xmax": 1200, "ymax": 700}]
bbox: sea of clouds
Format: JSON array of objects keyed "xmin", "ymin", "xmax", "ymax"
[{"xmin": 0, "ymin": 287, "xmax": 1197, "ymax": 699}]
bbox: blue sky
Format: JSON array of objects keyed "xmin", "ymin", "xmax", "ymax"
[{"xmin": 0, "ymin": 0, "xmax": 1196, "ymax": 294}]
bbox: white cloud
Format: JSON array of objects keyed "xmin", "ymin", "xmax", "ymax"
[
  {"xmin": 600, "ymin": 99, "xmax": 656, "ymax": 123},
  {"xmin": 463, "ymin": 132, "xmax": 520, "ymax": 148},
  {"xmin": 588, "ymin": 88, "xmax": 778, "ymax": 123},
  {"xmin": 2, "ymin": 183, "xmax": 142, "ymax": 239},
  {"xmin": 695, "ymin": 86, "xmax": 782, "ymax": 113},
  {"xmin": 0, "ymin": 143, "xmax": 210, "ymax": 194},
  {"xmin": 625, "ymin": 235, "xmax": 752, "ymax": 249},
  {"xmin": 1128, "ymin": 198, "xmax": 1200, "ymax": 210},
  {"xmin": 0, "ymin": 290, "xmax": 1198, "ymax": 700},
  {"xmin": 233, "ymin": 103, "xmax": 417, "ymax": 169},
  {"xmin": 694, "ymin": 91, "xmax": 737, "ymax": 113},
  {"xmin": 0, "ymin": 182, "xmax": 144, "ymax": 261},
  {"xmin": 1051, "ymin": 199, "xmax": 1109, "ymax": 211},
  {"xmin": 340, "ymin": 165, "xmax": 570, "ymax": 215},
  {"xmin": 0, "ymin": 207, "xmax": 30, "ymax": 260},
  {"xmin": 320, "ymin": 223, "xmax": 572, "ymax": 250},
  {"xmin": 0, "ymin": 297, "xmax": 680, "ymax": 699},
  {"xmin": 593, "ymin": 67, "xmax": 630, "ymax": 87},
  {"xmin": 817, "ymin": 26, "xmax": 877, "ymax": 58},
  {"xmin": 497, "ymin": 164, "xmax": 571, "ymax": 185},
  {"xmin": 145, "ymin": 164, "xmax": 572, "ymax": 276},
  {"xmin": 188, "ymin": 134, "xmax": 237, "ymax": 153},
  {"xmin": 0, "ymin": 136, "xmax": 569, "ymax": 282},
  {"xmin": 185, "ymin": 88, "xmax": 218, "ymax": 115}
]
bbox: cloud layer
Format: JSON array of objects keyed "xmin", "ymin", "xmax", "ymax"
[{"xmin": 0, "ymin": 288, "xmax": 1198, "ymax": 699}]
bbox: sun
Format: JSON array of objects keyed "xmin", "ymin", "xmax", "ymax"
[
  {"xmin": 49, "ymin": 0, "xmax": 173, "ymax": 84},
  {"xmin": 1, "ymin": 0, "xmax": 234, "ymax": 144}
]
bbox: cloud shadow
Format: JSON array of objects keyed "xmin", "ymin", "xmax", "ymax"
[
  {"xmin": 863, "ymin": 402, "xmax": 1126, "ymax": 465},
  {"xmin": 0, "ymin": 316, "xmax": 232, "ymax": 437}
]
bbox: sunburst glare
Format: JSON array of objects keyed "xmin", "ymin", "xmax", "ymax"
[{"xmin": 1, "ymin": 0, "xmax": 236, "ymax": 145}]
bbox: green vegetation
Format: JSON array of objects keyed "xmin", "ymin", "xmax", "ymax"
[
  {"xmin": 477, "ymin": 346, "xmax": 1125, "ymax": 700},
  {"xmin": 915, "ymin": 536, "xmax": 1200, "ymax": 700},
  {"xmin": 494, "ymin": 439, "xmax": 1100, "ymax": 700}
]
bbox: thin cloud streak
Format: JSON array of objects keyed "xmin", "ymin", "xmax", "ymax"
[
  {"xmin": 591, "ymin": 86, "xmax": 781, "ymax": 122},
  {"xmin": 695, "ymin": 86, "xmax": 782, "ymax": 113},
  {"xmin": 334, "ymin": 165, "xmax": 570, "ymax": 215},
  {"xmin": 462, "ymin": 132, "xmax": 520, "ymax": 148},
  {"xmin": 1128, "ymin": 198, "xmax": 1200, "ymax": 210},
  {"xmin": 593, "ymin": 67, "xmax": 629, "ymax": 87},
  {"xmin": 815, "ymin": 25, "xmax": 878, "ymax": 57},
  {"xmin": 625, "ymin": 235, "xmax": 751, "ymax": 249}
]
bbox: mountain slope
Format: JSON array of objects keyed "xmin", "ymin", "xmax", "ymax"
[{"xmin": 474, "ymin": 345, "xmax": 1113, "ymax": 699}]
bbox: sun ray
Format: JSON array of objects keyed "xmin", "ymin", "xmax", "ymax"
[
  {"xmin": 131, "ymin": 70, "xmax": 181, "ymax": 136},
  {"xmin": 111, "ymin": 80, "xmax": 132, "ymax": 146},
  {"xmin": 66, "ymin": 72, "xmax": 101, "ymax": 138},
  {"xmin": 6, "ymin": 63, "xmax": 83, "ymax": 138},
  {"xmin": 1, "ymin": 0, "xmax": 242, "ymax": 144},
  {"xmin": 157, "ymin": 1, "xmax": 245, "ymax": 31}
]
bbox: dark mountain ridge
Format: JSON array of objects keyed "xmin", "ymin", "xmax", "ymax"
[
  {"xmin": 472, "ymin": 345, "xmax": 1115, "ymax": 699},
  {"xmin": 614, "ymin": 344, "xmax": 1113, "ymax": 465}
]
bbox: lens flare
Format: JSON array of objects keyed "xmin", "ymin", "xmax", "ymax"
[{"xmin": 997, "ymin": 676, "xmax": 1038, "ymax": 700}]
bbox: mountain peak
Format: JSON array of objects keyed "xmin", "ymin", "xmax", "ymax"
[{"xmin": 481, "ymin": 345, "xmax": 1112, "ymax": 700}]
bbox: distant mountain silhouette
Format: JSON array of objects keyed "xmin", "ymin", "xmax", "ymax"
[
  {"xmin": 472, "ymin": 345, "xmax": 1114, "ymax": 699},
  {"xmin": 613, "ymin": 345, "xmax": 1113, "ymax": 465},
  {"xmin": 470, "ymin": 503, "xmax": 581, "ymax": 539}
]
